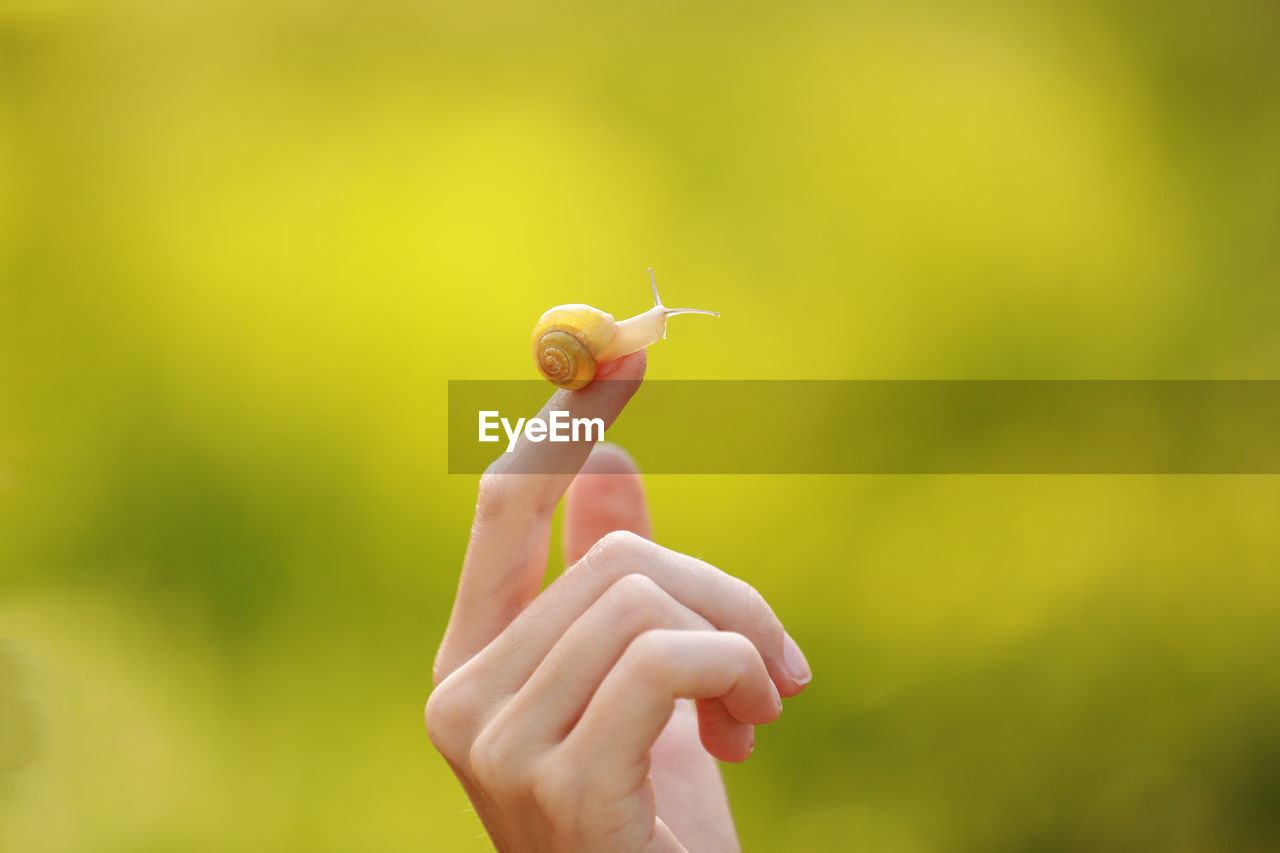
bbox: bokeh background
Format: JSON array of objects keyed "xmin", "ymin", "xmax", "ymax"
[{"xmin": 3, "ymin": 0, "xmax": 1279, "ymax": 850}]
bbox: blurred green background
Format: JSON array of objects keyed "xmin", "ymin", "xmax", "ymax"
[{"xmin": 3, "ymin": 0, "xmax": 1279, "ymax": 850}]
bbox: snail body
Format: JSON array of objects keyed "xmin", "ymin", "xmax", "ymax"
[{"xmin": 531, "ymin": 269, "xmax": 719, "ymax": 390}]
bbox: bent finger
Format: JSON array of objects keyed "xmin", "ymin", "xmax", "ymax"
[
  {"xmin": 467, "ymin": 532, "xmax": 811, "ymax": 700},
  {"xmin": 565, "ymin": 630, "xmax": 781, "ymax": 797},
  {"xmin": 488, "ymin": 574, "xmax": 715, "ymax": 747},
  {"xmin": 696, "ymin": 697, "xmax": 754, "ymax": 764}
]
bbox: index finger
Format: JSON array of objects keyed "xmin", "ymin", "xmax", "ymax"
[{"xmin": 435, "ymin": 351, "xmax": 647, "ymax": 683}]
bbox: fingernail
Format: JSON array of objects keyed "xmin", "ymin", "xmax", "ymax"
[{"xmin": 782, "ymin": 631, "xmax": 812, "ymax": 686}]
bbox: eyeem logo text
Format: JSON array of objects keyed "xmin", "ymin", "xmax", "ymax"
[{"xmin": 478, "ymin": 410, "xmax": 606, "ymax": 453}]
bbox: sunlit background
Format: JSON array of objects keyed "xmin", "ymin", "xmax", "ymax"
[{"xmin": 3, "ymin": 0, "xmax": 1280, "ymax": 850}]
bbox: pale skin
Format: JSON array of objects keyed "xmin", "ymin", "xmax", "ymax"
[{"xmin": 426, "ymin": 351, "xmax": 812, "ymax": 852}]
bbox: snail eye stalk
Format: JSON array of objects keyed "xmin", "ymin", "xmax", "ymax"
[{"xmin": 531, "ymin": 268, "xmax": 720, "ymax": 389}]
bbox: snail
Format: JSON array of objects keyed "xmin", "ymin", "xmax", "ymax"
[{"xmin": 531, "ymin": 269, "xmax": 720, "ymax": 390}]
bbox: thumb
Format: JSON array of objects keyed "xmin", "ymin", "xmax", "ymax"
[{"xmin": 562, "ymin": 443, "xmax": 653, "ymax": 565}]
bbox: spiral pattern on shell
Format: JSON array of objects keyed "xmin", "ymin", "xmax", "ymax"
[
  {"xmin": 530, "ymin": 304, "xmax": 615, "ymax": 390},
  {"xmin": 534, "ymin": 329, "xmax": 596, "ymax": 390}
]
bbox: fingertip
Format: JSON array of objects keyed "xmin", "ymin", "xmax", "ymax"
[
  {"xmin": 549, "ymin": 351, "xmax": 644, "ymax": 430},
  {"xmin": 579, "ymin": 442, "xmax": 642, "ymax": 477},
  {"xmin": 703, "ymin": 724, "xmax": 754, "ymax": 764},
  {"xmin": 563, "ymin": 442, "xmax": 652, "ymax": 564},
  {"xmin": 696, "ymin": 699, "xmax": 754, "ymax": 763},
  {"xmin": 768, "ymin": 679, "xmax": 784, "ymax": 722},
  {"xmin": 779, "ymin": 631, "xmax": 812, "ymax": 696},
  {"xmin": 591, "ymin": 349, "xmax": 647, "ymax": 383}
]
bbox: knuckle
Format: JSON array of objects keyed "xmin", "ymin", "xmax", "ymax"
[
  {"xmin": 530, "ymin": 757, "xmax": 579, "ymax": 827},
  {"xmin": 581, "ymin": 529, "xmax": 650, "ymax": 573},
  {"xmin": 423, "ymin": 681, "xmax": 469, "ymax": 760},
  {"xmin": 595, "ymin": 528, "xmax": 648, "ymax": 560},
  {"xmin": 476, "ymin": 467, "xmax": 555, "ymax": 529},
  {"xmin": 623, "ymin": 629, "xmax": 672, "ymax": 683},
  {"xmin": 468, "ymin": 728, "xmax": 511, "ymax": 791},
  {"xmin": 604, "ymin": 573, "xmax": 668, "ymax": 623},
  {"xmin": 474, "ymin": 467, "xmax": 515, "ymax": 522},
  {"xmin": 722, "ymin": 629, "xmax": 758, "ymax": 660}
]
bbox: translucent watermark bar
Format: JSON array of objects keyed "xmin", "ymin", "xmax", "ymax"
[{"xmin": 447, "ymin": 381, "xmax": 1280, "ymax": 474}]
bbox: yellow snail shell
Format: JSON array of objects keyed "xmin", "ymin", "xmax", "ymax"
[
  {"xmin": 530, "ymin": 305, "xmax": 616, "ymax": 390},
  {"xmin": 531, "ymin": 269, "xmax": 719, "ymax": 390}
]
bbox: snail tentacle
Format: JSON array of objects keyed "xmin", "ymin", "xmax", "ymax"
[{"xmin": 531, "ymin": 270, "xmax": 718, "ymax": 387}]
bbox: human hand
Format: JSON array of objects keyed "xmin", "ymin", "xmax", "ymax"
[{"xmin": 427, "ymin": 352, "xmax": 812, "ymax": 851}]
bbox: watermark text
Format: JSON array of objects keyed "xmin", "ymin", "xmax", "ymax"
[{"xmin": 478, "ymin": 410, "xmax": 606, "ymax": 453}]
